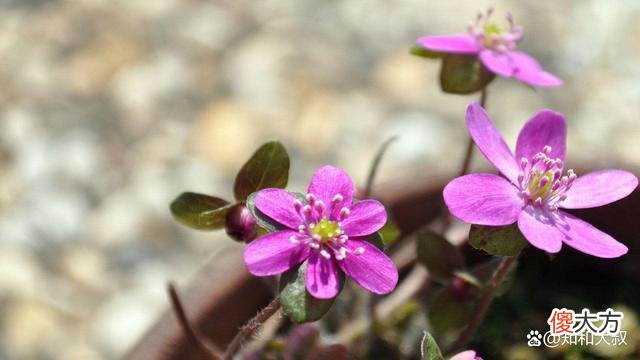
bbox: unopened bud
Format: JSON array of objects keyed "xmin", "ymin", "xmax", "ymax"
[
  {"xmin": 225, "ymin": 204, "xmax": 258, "ymax": 243},
  {"xmin": 448, "ymin": 275, "xmax": 474, "ymax": 301}
]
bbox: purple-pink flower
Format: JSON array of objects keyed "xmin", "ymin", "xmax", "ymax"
[
  {"xmin": 450, "ymin": 350, "xmax": 483, "ymax": 360},
  {"xmin": 416, "ymin": 8, "xmax": 562, "ymax": 88},
  {"xmin": 243, "ymin": 165, "xmax": 398, "ymax": 299},
  {"xmin": 444, "ymin": 103, "xmax": 638, "ymax": 258}
]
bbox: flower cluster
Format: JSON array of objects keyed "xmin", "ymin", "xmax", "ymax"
[
  {"xmin": 243, "ymin": 165, "xmax": 398, "ymax": 299},
  {"xmin": 417, "ymin": 7, "xmax": 562, "ymax": 87},
  {"xmin": 444, "ymin": 103, "xmax": 638, "ymax": 258}
]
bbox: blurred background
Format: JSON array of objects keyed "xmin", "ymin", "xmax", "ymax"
[{"xmin": 0, "ymin": 0, "xmax": 639, "ymax": 358}]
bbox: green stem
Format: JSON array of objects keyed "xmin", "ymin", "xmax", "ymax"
[
  {"xmin": 362, "ymin": 136, "xmax": 397, "ymax": 349},
  {"xmin": 363, "ymin": 136, "xmax": 398, "ymax": 198}
]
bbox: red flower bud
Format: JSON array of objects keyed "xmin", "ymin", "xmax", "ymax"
[{"xmin": 225, "ymin": 204, "xmax": 258, "ymax": 243}]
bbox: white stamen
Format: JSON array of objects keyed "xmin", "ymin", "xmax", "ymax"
[
  {"xmin": 309, "ymin": 242, "xmax": 320, "ymax": 249},
  {"xmin": 289, "ymin": 236, "xmax": 300, "ymax": 244},
  {"xmin": 339, "ymin": 207, "xmax": 350, "ymax": 220},
  {"xmin": 302, "ymin": 205, "xmax": 312, "ymax": 216},
  {"xmin": 332, "ymin": 194, "xmax": 343, "ymax": 203},
  {"xmin": 305, "ymin": 193, "xmax": 316, "ymax": 205},
  {"xmin": 320, "ymin": 250, "xmax": 331, "ymax": 259}
]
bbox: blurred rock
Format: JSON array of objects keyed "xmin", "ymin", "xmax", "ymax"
[
  {"xmin": 3, "ymin": 300, "xmax": 62, "ymax": 359},
  {"xmin": 192, "ymin": 101, "xmax": 260, "ymax": 171}
]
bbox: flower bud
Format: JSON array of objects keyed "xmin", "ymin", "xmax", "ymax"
[
  {"xmin": 448, "ymin": 275, "xmax": 474, "ymax": 301},
  {"xmin": 225, "ymin": 204, "xmax": 258, "ymax": 243}
]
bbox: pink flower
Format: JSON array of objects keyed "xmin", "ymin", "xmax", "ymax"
[
  {"xmin": 444, "ymin": 103, "xmax": 638, "ymax": 258},
  {"xmin": 416, "ymin": 7, "xmax": 562, "ymax": 87},
  {"xmin": 243, "ymin": 165, "xmax": 398, "ymax": 299},
  {"xmin": 450, "ymin": 350, "xmax": 483, "ymax": 360}
]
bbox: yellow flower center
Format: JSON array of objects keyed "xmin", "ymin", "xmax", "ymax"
[
  {"xmin": 527, "ymin": 170, "xmax": 554, "ymax": 200},
  {"xmin": 311, "ymin": 218, "xmax": 343, "ymax": 243}
]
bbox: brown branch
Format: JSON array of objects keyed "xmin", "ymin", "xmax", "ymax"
[
  {"xmin": 167, "ymin": 283, "xmax": 222, "ymax": 360},
  {"xmin": 222, "ymin": 296, "xmax": 281, "ymax": 360},
  {"xmin": 444, "ymin": 255, "xmax": 518, "ymax": 355}
]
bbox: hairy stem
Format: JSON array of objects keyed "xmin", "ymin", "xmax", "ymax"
[
  {"xmin": 444, "ymin": 255, "xmax": 518, "ymax": 355},
  {"xmin": 223, "ymin": 296, "xmax": 281, "ymax": 360}
]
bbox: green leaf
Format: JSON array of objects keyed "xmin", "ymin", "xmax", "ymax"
[
  {"xmin": 416, "ymin": 230, "xmax": 465, "ymax": 282},
  {"xmin": 468, "ymin": 224, "xmax": 528, "ymax": 256},
  {"xmin": 410, "ymin": 45, "xmax": 441, "ymax": 59},
  {"xmin": 420, "ymin": 331, "xmax": 444, "ymax": 360},
  {"xmin": 279, "ymin": 261, "xmax": 340, "ymax": 323},
  {"xmin": 364, "ymin": 231, "xmax": 385, "ymax": 251},
  {"xmin": 233, "ymin": 140, "xmax": 290, "ymax": 201},
  {"xmin": 246, "ymin": 191, "xmax": 304, "ymax": 232},
  {"xmin": 428, "ymin": 287, "xmax": 474, "ymax": 336},
  {"xmin": 379, "ymin": 217, "xmax": 401, "ymax": 247},
  {"xmin": 439, "ymin": 54, "xmax": 495, "ymax": 94},
  {"xmin": 170, "ymin": 192, "xmax": 232, "ymax": 230}
]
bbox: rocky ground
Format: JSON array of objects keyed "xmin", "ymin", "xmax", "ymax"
[{"xmin": 0, "ymin": 0, "xmax": 638, "ymax": 358}]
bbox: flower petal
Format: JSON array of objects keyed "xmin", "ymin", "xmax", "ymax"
[
  {"xmin": 562, "ymin": 170, "xmax": 638, "ymax": 209},
  {"xmin": 444, "ymin": 174, "xmax": 523, "ymax": 226},
  {"xmin": 479, "ymin": 50, "xmax": 563, "ymax": 87},
  {"xmin": 518, "ymin": 208, "xmax": 628, "ymax": 258},
  {"xmin": 306, "ymin": 252, "xmax": 341, "ymax": 299},
  {"xmin": 555, "ymin": 211, "xmax": 628, "ymax": 258},
  {"xmin": 450, "ymin": 350, "xmax": 481, "ymax": 360},
  {"xmin": 416, "ymin": 34, "xmax": 480, "ymax": 54},
  {"xmin": 243, "ymin": 230, "xmax": 310, "ymax": 276},
  {"xmin": 466, "ymin": 102, "xmax": 520, "ymax": 183},
  {"xmin": 341, "ymin": 199, "xmax": 387, "ymax": 237},
  {"xmin": 307, "ymin": 165, "xmax": 355, "ymax": 219},
  {"xmin": 255, "ymin": 188, "xmax": 302, "ymax": 229},
  {"xmin": 338, "ymin": 238, "xmax": 398, "ymax": 295},
  {"xmin": 478, "ymin": 49, "xmax": 514, "ymax": 76},
  {"xmin": 510, "ymin": 51, "xmax": 563, "ymax": 87},
  {"xmin": 517, "ymin": 207, "xmax": 563, "ymax": 253},
  {"xmin": 515, "ymin": 109, "xmax": 566, "ymax": 163}
]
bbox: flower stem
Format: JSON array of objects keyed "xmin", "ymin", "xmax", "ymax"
[
  {"xmin": 443, "ymin": 254, "xmax": 518, "ymax": 355},
  {"xmin": 167, "ymin": 283, "xmax": 222, "ymax": 359},
  {"xmin": 458, "ymin": 87, "xmax": 488, "ymax": 177},
  {"xmin": 363, "ymin": 136, "xmax": 398, "ymax": 198},
  {"xmin": 223, "ymin": 296, "xmax": 281, "ymax": 360},
  {"xmin": 362, "ymin": 136, "xmax": 397, "ymax": 350}
]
